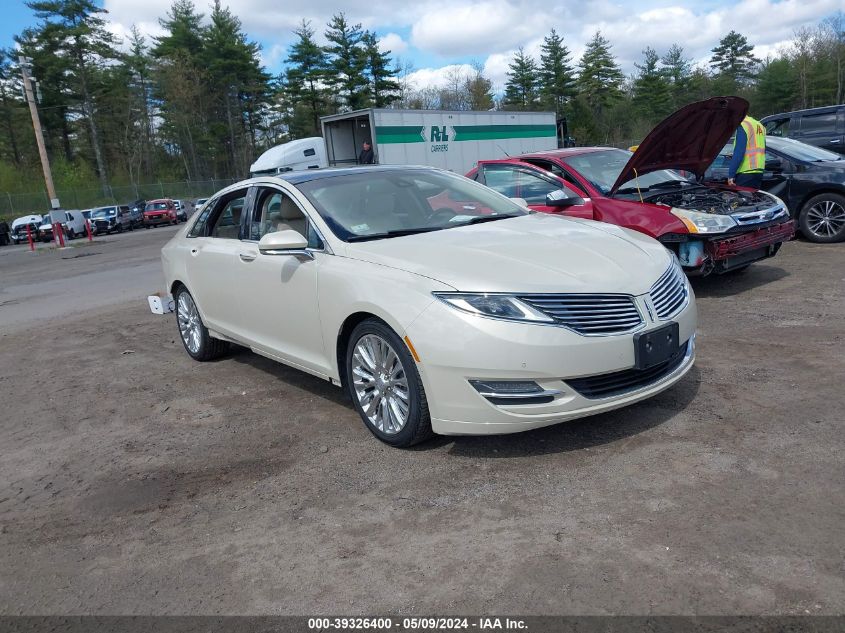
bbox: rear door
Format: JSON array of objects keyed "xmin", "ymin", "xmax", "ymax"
[
  {"xmin": 476, "ymin": 160, "xmax": 594, "ymax": 219},
  {"xmin": 183, "ymin": 187, "xmax": 254, "ymax": 337},
  {"xmin": 795, "ymin": 110, "xmax": 843, "ymax": 153}
]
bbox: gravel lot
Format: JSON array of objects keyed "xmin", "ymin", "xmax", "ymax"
[{"xmin": 0, "ymin": 228, "xmax": 843, "ymax": 615}]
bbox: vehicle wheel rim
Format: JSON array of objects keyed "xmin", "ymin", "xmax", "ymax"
[
  {"xmin": 806, "ymin": 200, "xmax": 845, "ymax": 238},
  {"xmin": 177, "ymin": 292, "xmax": 202, "ymax": 354},
  {"xmin": 351, "ymin": 334, "xmax": 410, "ymax": 435}
]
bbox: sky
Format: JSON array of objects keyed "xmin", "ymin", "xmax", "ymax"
[{"xmin": 1, "ymin": 0, "xmax": 840, "ymax": 92}]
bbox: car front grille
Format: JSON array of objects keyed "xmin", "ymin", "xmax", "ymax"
[
  {"xmin": 517, "ymin": 294, "xmax": 643, "ymax": 335},
  {"xmin": 649, "ymin": 263, "xmax": 688, "ymax": 320},
  {"xmin": 566, "ymin": 338, "xmax": 691, "ymax": 399}
]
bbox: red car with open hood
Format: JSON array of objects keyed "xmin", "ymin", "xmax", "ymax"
[{"xmin": 466, "ymin": 97, "xmax": 794, "ymax": 275}]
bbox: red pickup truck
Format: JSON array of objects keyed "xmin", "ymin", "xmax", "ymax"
[{"xmin": 143, "ymin": 199, "xmax": 179, "ymax": 228}]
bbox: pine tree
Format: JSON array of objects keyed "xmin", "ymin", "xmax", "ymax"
[
  {"xmin": 153, "ymin": 0, "xmax": 205, "ymax": 60},
  {"xmin": 503, "ymin": 47, "xmax": 539, "ymax": 110},
  {"xmin": 661, "ymin": 44, "xmax": 692, "ymax": 108},
  {"xmin": 202, "ymin": 0, "xmax": 271, "ymax": 176},
  {"xmin": 361, "ymin": 31, "xmax": 400, "ymax": 108},
  {"xmin": 324, "ymin": 13, "xmax": 368, "ymax": 111},
  {"xmin": 710, "ymin": 30, "xmax": 760, "ymax": 86},
  {"xmin": 632, "ymin": 47, "xmax": 671, "ymax": 120},
  {"xmin": 576, "ymin": 31, "xmax": 624, "ymax": 114},
  {"xmin": 27, "ymin": 0, "xmax": 119, "ymax": 194},
  {"xmin": 466, "ymin": 62, "xmax": 494, "ymax": 111},
  {"xmin": 285, "ymin": 20, "xmax": 329, "ymax": 136},
  {"xmin": 538, "ymin": 29, "xmax": 575, "ymax": 115}
]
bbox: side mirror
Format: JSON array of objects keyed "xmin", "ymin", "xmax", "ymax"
[
  {"xmin": 258, "ymin": 229, "xmax": 309, "ymax": 255},
  {"xmin": 545, "ymin": 189, "xmax": 585, "ymax": 208}
]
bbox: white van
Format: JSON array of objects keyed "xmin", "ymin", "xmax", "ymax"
[{"xmin": 36, "ymin": 210, "xmax": 88, "ymax": 242}]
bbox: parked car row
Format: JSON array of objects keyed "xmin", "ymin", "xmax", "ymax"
[{"xmin": 3, "ymin": 197, "xmax": 208, "ymax": 246}]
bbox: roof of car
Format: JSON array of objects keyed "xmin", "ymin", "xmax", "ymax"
[
  {"xmin": 274, "ymin": 164, "xmax": 439, "ymax": 185},
  {"xmin": 146, "ymin": 198, "xmax": 172, "ymax": 203},
  {"xmin": 761, "ymin": 104, "xmax": 844, "ymax": 121},
  {"xmin": 517, "ymin": 147, "xmax": 617, "ymax": 159}
]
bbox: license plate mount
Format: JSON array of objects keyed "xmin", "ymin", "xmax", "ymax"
[{"xmin": 634, "ymin": 323, "xmax": 680, "ymax": 370}]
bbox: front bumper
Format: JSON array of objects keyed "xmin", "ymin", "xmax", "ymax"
[
  {"xmin": 404, "ymin": 292, "xmax": 697, "ymax": 436},
  {"xmin": 144, "ymin": 215, "xmax": 171, "ymax": 225},
  {"xmin": 706, "ymin": 219, "xmax": 795, "ymax": 261}
]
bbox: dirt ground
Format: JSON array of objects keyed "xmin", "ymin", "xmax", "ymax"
[{"xmin": 0, "ymin": 229, "xmax": 843, "ymax": 615}]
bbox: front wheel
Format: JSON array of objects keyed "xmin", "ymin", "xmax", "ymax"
[
  {"xmin": 345, "ymin": 319, "xmax": 432, "ymax": 447},
  {"xmin": 174, "ymin": 286, "xmax": 230, "ymax": 361},
  {"xmin": 799, "ymin": 193, "xmax": 845, "ymax": 243}
]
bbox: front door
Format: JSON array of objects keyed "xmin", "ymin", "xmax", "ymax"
[
  {"xmin": 477, "ymin": 160, "xmax": 594, "ymax": 219},
  {"xmin": 232, "ymin": 184, "xmax": 330, "ymax": 376}
]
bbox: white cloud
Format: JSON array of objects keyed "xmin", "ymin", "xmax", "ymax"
[
  {"xmin": 99, "ymin": 0, "xmax": 837, "ymax": 79},
  {"xmin": 379, "ymin": 32, "xmax": 408, "ymax": 55}
]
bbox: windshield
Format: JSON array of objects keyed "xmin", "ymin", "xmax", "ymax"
[
  {"xmin": 91, "ymin": 207, "xmax": 116, "ymax": 218},
  {"xmin": 146, "ymin": 202, "xmax": 169, "ymax": 211},
  {"xmin": 768, "ymin": 137, "xmax": 842, "ymax": 162},
  {"xmin": 562, "ymin": 149, "xmax": 691, "ymax": 194},
  {"xmin": 297, "ymin": 169, "xmax": 528, "ymax": 242}
]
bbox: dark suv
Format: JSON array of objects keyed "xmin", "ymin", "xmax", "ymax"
[{"xmin": 762, "ymin": 105, "xmax": 845, "ymax": 155}]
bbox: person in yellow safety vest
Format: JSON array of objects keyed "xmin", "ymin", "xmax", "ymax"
[{"xmin": 727, "ymin": 115, "xmax": 766, "ymax": 189}]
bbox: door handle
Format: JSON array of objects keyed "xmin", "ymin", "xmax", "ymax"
[
  {"xmin": 239, "ymin": 252, "xmax": 257, "ymax": 262},
  {"xmin": 830, "ymin": 139, "xmax": 841, "ymax": 144}
]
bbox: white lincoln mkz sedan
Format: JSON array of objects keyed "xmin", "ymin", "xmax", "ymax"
[{"xmin": 162, "ymin": 166, "xmax": 697, "ymax": 447}]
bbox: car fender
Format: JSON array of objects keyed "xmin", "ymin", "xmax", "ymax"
[{"xmin": 315, "ymin": 254, "xmax": 454, "ymax": 382}]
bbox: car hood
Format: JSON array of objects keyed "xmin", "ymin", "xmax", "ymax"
[
  {"xmin": 610, "ymin": 96, "xmax": 749, "ymax": 195},
  {"xmin": 344, "ymin": 214, "xmax": 672, "ymax": 295}
]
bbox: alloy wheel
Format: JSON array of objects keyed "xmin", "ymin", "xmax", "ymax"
[
  {"xmin": 806, "ymin": 199, "xmax": 845, "ymax": 239},
  {"xmin": 177, "ymin": 292, "xmax": 202, "ymax": 354},
  {"xmin": 351, "ymin": 334, "xmax": 410, "ymax": 435}
]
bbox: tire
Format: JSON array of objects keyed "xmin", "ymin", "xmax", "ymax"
[
  {"xmin": 66, "ymin": 229, "xmax": 75, "ymax": 240},
  {"xmin": 799, "ymin": 193, "xmax": 845, "ymax": 243},
  {"xmin": 345, "ymin": 319, "xmax": 433, "ymax": 447},
  {"xmin": 174, "ymin": 286, "xmax": 229, "ymax": 361}
]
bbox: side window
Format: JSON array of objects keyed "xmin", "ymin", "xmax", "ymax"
[
  {"xmin": 480, "ymin": 165, "xmax": 520, "ymax": 198},
  {"xmin": 766, "ymin": 118, "xmax": 790, "ymax": 137},
  {"xmin": 188, "ymin": 199, "xmax": 216, "ymax": 237},
  {"xmin": 482, "ymin": 165, "xmax": 563, "ymax": 205},
  {"xmin": 799, "ymin": 113, "xmax": 836, "ymax": 135},
  {"xmin": 210, "ymin": 194, "xmax": 247, "ymax": 239},
  {"xmin": 250, "ymin": 187, "xmax": 324, "ymax": 249}
]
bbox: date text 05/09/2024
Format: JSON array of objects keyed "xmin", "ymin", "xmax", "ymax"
[{"xmin": 307, "ymin": 617, "xmax": 528, "ymax": 631}]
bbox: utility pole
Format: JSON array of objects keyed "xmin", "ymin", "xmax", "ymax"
[{"xmin": 20, "ymin": 56, "xmax": 59, "ymax": 210}]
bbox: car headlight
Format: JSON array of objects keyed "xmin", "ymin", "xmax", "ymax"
[
  {"xmin": 433, "ymin": 293, "xmax": 554, "ymax": 323},
  {"xmin": 670, "ymin": 208, "xmax": 737, "ymax": 234}
]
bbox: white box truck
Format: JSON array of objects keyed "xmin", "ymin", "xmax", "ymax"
[
  {"xmin": 322, "ymin": 108, "xmax": 559, "ymax": 174},
  {"xmin": 249, "ymin": 109, "xmax": 560, "ymax": 177}
]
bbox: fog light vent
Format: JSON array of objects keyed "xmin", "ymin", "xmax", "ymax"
[{"xmin": 469, "ymin": 380, "xmax": 559, "ymax": 406}]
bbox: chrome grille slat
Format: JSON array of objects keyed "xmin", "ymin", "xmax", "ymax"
[
  {"xmin": 649, "ymin": 262, "xmax": 688, "ymax": 320},
  {"xmin": 518, "ymin": 294, "xmax": 643, "ymax": 335}
]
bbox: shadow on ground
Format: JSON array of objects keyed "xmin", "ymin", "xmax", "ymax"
[
  {"xmin": 689, "ymin": 263, "xmax": 789, "ymax": 298},
  {"xmin": 227, "ymin": 343, "xmax": 702, "ymax": 459}
]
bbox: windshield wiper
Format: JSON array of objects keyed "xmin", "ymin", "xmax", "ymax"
[
  {"xmin": 461, "ymin": 213, "xmax": 522, "ymax": 225},
  {"xmin": 346, "ymin": 227, "xmax": 444, "ymax": 242}
]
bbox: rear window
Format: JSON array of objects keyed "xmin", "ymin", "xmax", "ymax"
[{"xmin": 146, "ymin": 202, "xmax": 169, "ymax": 211}]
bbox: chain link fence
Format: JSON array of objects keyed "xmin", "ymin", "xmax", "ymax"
[{"xmin": 0, "ymin": 179, "xmax": 239, "ymax": 221}]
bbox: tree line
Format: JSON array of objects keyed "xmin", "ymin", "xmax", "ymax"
[
  {"xmin": 0, "ymin": 0, "xmax": 841, "ymax": 202},
  {"xmin": 499, "ymin": 17, "xmax": 843, "ymax": 144}
]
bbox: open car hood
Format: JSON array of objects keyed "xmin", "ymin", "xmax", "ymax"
[{"xmin": 609, "ymin": 96, "xmax": 749, "ymax": 195}]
